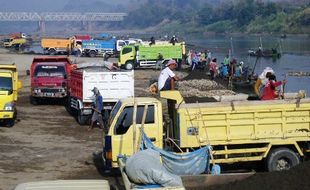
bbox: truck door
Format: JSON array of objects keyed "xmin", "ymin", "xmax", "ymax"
[
  {"xmin": 119, "ymin": 46, "xmax": 134, "ymax": 65},
  {"xmin": 111, "ymin": 103, "xmax": 161, "ymax": 162}
]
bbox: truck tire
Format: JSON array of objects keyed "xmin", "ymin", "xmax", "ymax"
[
  {"xmin": 48, "ymin": 49, "xmax": 56, "ymax": 55},
  {"xmin": 266, "ymin": 147, "xmax": 300, "ymax": 172},
  {"xmin": 30, "ymin": 96, "xmax": 39, "ymax": 105},
  {"xmin": 65, "ymin": 97, "xmax": 74, "ymax": 116},
  {"xmin": 125, "ymin": 61, "xmax": 134, "ymax": 70},
  {"xmin": 88, "ymin": 50, "xmax": 97, "ymax": 57},
  {"xmin": 5, "ymin": 119, "xmax": 15, "ymax": 128},
  {"xmin": 5, "ymin": 110, "xmax": 17, "ymax": 128},
  {"xmin": 77, "ymin": 111, "xmax": 89, "ymax": 125}
]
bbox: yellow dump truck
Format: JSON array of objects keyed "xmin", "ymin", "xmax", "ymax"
[
  {"xmin": 3, "ymin": 38, "xmax": 27, "ymax": 48},
  {"xmin": 41, "ymin": 37, "xmax": 76, "ymax": 55},
  {"xmin": 102, "ymin": 90, "xmax": 310, "ymax": 172},
  {"xmin": 0, "ymin": 64, "xmax": 22, "ymax": 127}
]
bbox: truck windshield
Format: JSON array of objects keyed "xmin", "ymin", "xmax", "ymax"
[
  {"xmin": 3, "ymin": 39, "xmax": 12, "ymax": 42},
  {"xmin": 109, "ymin": 101, "xmax": 122, "ymax": 126},
  {"xmin": 34, "ymin": 65, "xmax": 66, "ymax": 77},
  {"xmin": 0, "ymin": 77, "xmax": 13, "ymax": 91}
]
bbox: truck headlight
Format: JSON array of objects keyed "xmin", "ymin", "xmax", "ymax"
[
  {"xmin": 34, "ymin": 89, "xmax": 41, "ymax": 93},
  {"xmin": 4, "ymin": 102, "xmax": 15, "ymax": 111}
]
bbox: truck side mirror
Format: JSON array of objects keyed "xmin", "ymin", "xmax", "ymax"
[
  {"xmin": 26, "ymin": 69, "xmax": 30, "ymax": 76},
  {"xmin": 17, "ymin": 80, "xmax": 23, "ymax": 90}
]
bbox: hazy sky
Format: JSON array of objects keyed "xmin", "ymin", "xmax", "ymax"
[
  {"xmin": 0, "ymin": 0, "xmax": 70, "ymax": 11},
  {"xmin": 0, "ymin": 0, "xmax": 128, "ymax": 12},
  {"xmin": 0, "ymin": 0, "xmax": 304, "ymax": 12}
]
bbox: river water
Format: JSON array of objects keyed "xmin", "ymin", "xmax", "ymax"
[{"xmin": 187, "ymin": 35, "xmax": 310, "ymax": 94}]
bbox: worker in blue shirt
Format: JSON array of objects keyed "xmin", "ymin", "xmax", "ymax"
[{"xmin": 88, "ymin": 87, "xmax": 104, "ymax": 131}]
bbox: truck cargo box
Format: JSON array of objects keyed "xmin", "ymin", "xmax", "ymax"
[
  {"xmin": 70, "ymin": 68, "xmax": 134, "ymax": 106},
  {"xmin": 69, "ymin": 63, "xmax": 134, "ymax": 125}
]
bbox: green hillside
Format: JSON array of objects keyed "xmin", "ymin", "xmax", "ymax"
[{"xmin": 121, "ymin": 0, "xmax": 310, "ymax": 35}]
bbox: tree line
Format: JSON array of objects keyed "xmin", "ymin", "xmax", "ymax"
[{"xmin": 120, "ymin": 0, "xmax": 309, "ymax": 34}]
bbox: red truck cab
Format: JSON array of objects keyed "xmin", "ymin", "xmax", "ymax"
[{"xmin": 30, "ymin": 56, "xmax": 76, "ymax": 104}]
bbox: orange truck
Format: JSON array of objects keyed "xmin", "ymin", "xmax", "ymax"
[{"xmin": 41, "ymin": 38, "xmax": 76, "ymax": 55}]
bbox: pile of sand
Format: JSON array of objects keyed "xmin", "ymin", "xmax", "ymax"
[{"xmin": 178, "ymin": 79, "xmax": 235, "ymax": 98}]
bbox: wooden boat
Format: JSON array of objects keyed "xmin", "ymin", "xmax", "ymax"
[{"xmin": 248, "ymin": 49, "xmax": 281, "ymax": 58}]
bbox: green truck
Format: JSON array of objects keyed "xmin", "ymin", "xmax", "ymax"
[{"xmin": 118, "ymin": 42, "xmax": 185, "ymax": 70}]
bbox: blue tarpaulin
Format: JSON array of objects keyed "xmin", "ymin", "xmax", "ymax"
[{"xmin": 140, "ymin": 131, "xmax": 211, "ymax": 175}]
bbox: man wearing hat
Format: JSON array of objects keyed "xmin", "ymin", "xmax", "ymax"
[
  {"xmin": 158, "ymin": 59, "xmax": 179, "ymax": 91},
  {"xmin": 88, "ymin": 87, "xmax": 104, "ymax": 131}
]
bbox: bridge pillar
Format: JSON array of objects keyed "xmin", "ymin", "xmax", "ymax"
[{"xmin": 39, "ymin": 20, "xmax": 46, "ymax": 33}]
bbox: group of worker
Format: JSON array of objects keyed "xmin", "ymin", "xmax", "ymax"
[
  {"xmin": 218, "ymin": 55, "xmax": 245, "ymax": 80},
  {"xmin": 187, "ymin": 50, "xmax": 212, "ymax": 71},
  {"xmin": 90, "ymin": 60, "xmax": 286, "ymax": 131},
  {"xmin": 156, "ymin": 59, "xmax": 286, "ymax": 101},
  {"xmin": 149, "ymin": 35, "xmax": 178, "ymax": 46},
  {"xmin": 187, "ymin": 52, "xmax": 246, "ymax": 81}
]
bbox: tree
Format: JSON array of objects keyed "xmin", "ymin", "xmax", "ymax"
[
  {"xmin": 197, "ymin": 5, "xmax": 215, "ymax": 25},
  {"xmin": 234, "ymin": 0, "xmax": 256, "ymax": 26}
]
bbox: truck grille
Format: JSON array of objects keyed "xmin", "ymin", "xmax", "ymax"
[{"xmin": 40, "ymin": 88, "xmax": 63, "ymax": 93}]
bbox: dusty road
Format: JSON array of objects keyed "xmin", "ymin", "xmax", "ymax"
[
  {"xmin": 0, "ymin": 49, "xmax": 163, "ymax": 190},
  {"xmin": 0, "ymin": 51, "xmax": 104, "ymax": 190}
]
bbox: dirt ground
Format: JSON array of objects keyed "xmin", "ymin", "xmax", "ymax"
[{"xmin": 0, "ymin": 49, "xmax": 309, "ymax": 190}]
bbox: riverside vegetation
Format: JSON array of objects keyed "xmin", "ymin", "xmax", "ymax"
[{"xmin": 120, "ymin": 0, "xmax": 309, "ymax": 35}]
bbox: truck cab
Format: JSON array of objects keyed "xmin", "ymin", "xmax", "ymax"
[
  {"xmin": 103, "ymin": 90, "xmax": 310, "ymax": 172},
  {"xmin": 0, "ymin": 64, "xmax": 22, "ymax": 127},
  {"xmin": 103, "ymin": 97, "xmax": 163, "ymax": 168},
  {"xmin": 82, "ymin": 38, "xmax": 126, "ymax": 57},
  {"xmin": 30, "ymin": 57, "xmax": 76, "ymax": 104},
  {"xmin": 3, "ymin": 38, "xmax": 27, "ymax": 48}
]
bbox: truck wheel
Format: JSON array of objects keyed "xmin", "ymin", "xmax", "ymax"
[
  {"xmin": 89, "ymin": 51, "xmax": 97, "ymax": 57},
  {"xmin": 48, "ymin": 49, "xmax": 56, "ymax": 55},
  {"xmin": 6, "ymin": 110, "xmax": 16, "ymax": 128},
  {"xmin": 5, "ymin": 119, "xmax": 15, "ymax": 128},
  {"xmin": 77, "ymin": 111, "xmax": 88, "ymax": 125},
  {"xmin": 125, "ymin": 61, "xmax": 134, "ymax": 70},
  {"xmin": 30, "ymin": 96, "xmax": 39, "ymax": 105},
  {"xmin": 266, "ymin": 147, "xmax": 300, "ymax": 172}
]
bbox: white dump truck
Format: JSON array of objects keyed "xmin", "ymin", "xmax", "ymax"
[{"xmin": 67, "ymin": 62, "xmax": 134, "ymax": 125}]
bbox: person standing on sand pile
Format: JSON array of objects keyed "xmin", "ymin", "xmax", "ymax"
[
  {"xmin": 234, "ymin": 61, "xmax": 244, "ymax": 80},
  {"xmin": 170, "ymin": 35, "xmax": 178, "ymax": 45},
  {"xmin": 223, "ymin": 54, "xmax": 230, "ymax": 66},
  {"xmin": 261, "ymin": 74, "xmax": 286, "ymax": 100},
  {"xmin": 150, "ymin": 36, "xmax": 155, "ymax": 46},
  {"xmin": 254, "ymin": 67, "xmax": 274, "ymax": 99},
  {"xmin": 206, "ymin": 50, "xmax": 212, "ymax": 64},
  {"xmin": 158, "ymin": 59, "xmax": 179, "ymax": 91},
  {"xmin": 88, "ymin": 87, "xmax": 104, "ymax": 131},
  {"xmin": 209, "ymin": 58, "xmax": 218, "ymax": 80}
]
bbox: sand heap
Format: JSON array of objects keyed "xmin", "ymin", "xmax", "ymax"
[
  {"xmin": 177, "ymin": 71, "xmax": 235, "ymax": 101},
  {"xmin": 178, "ymin": 79, "xmax": 235, "ymax": 98}
]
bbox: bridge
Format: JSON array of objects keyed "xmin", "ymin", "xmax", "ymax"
[{"xmin": 0, "ymin": 12, "xmax": 128, "ymax": 32}]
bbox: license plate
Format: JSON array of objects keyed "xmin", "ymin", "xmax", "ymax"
[{"xmin": 44, "ymin": 92, "xmax": 55, "ymax": 97}]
